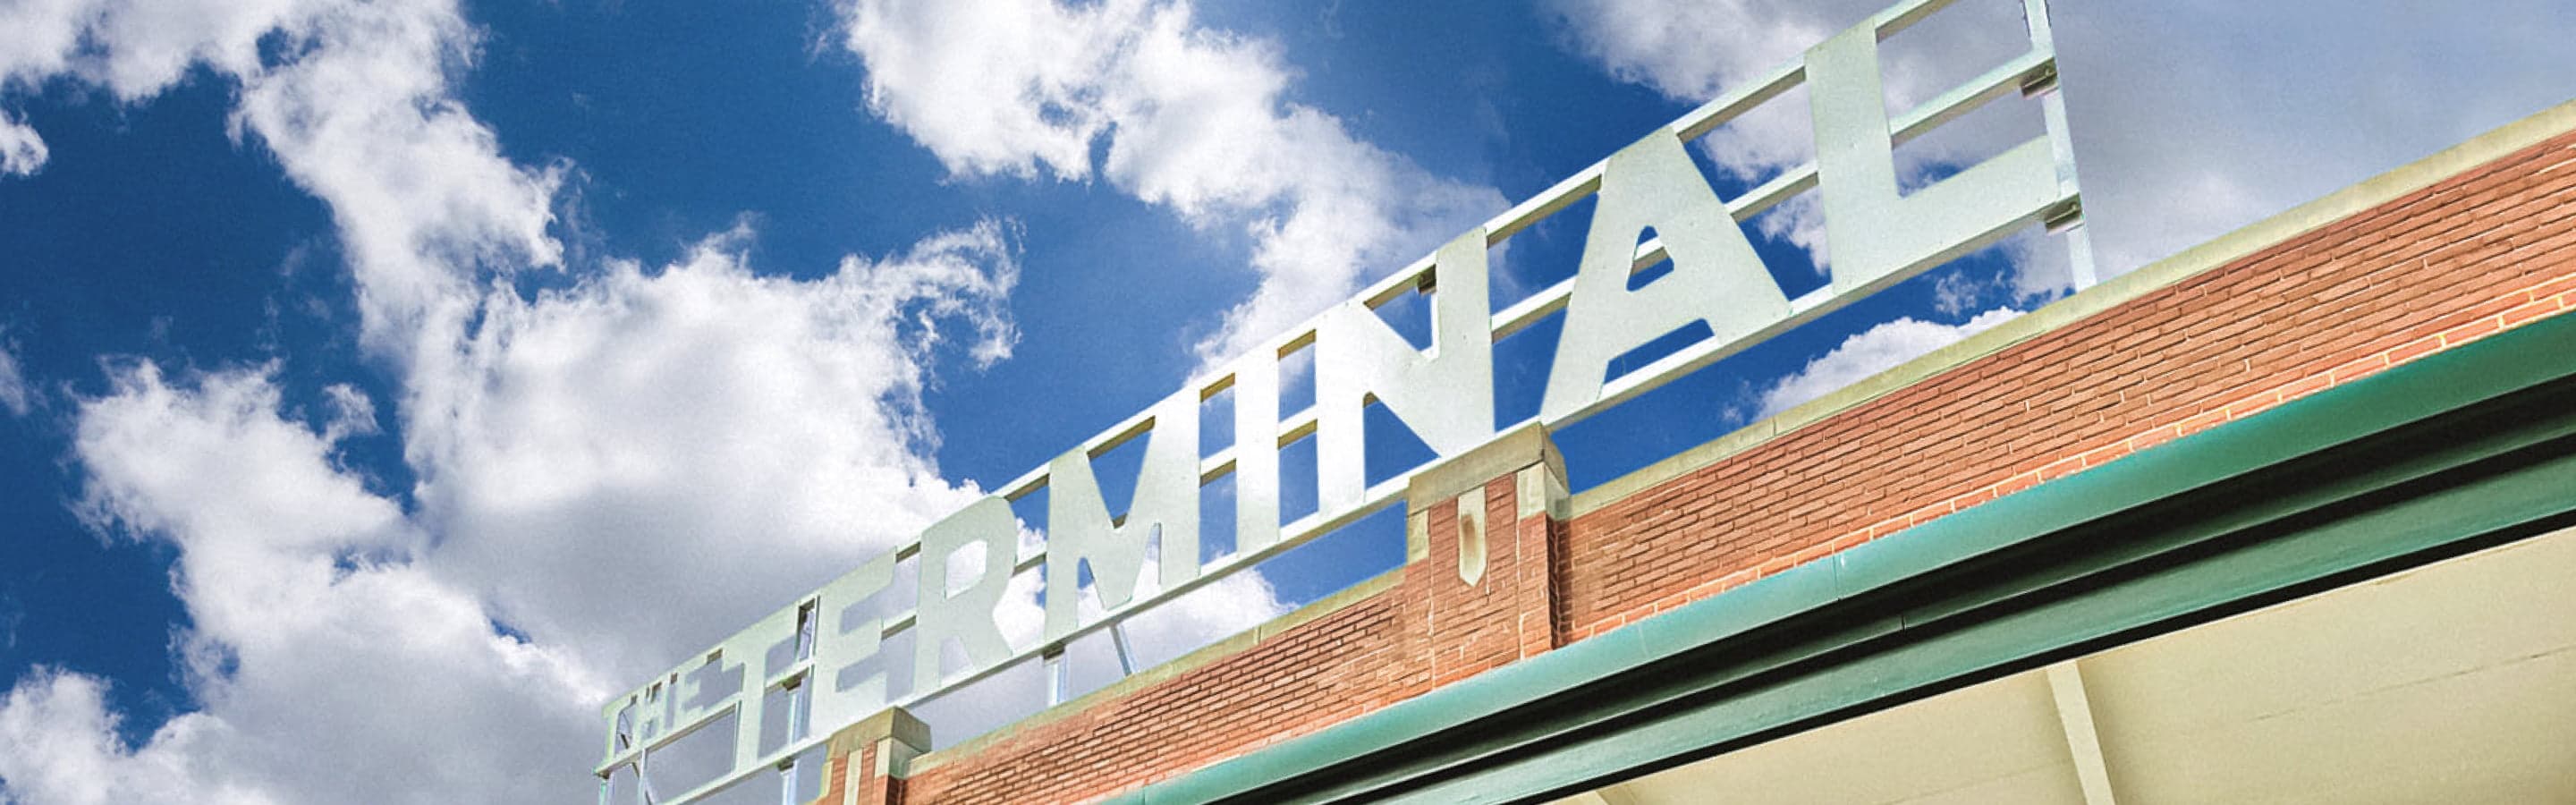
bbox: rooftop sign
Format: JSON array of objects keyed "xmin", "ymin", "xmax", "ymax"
[{"xmin": 598, "ymin": 0, "xmax": 2092, "ymax": 800}]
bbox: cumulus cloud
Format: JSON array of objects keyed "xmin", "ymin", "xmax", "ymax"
[
  {"xmin": 0, "ymin": 114, "xmax": 43, "ymax": 176},
  {"xmin": 0, "ymin": 0, "xmax": 325, "ymax": 103},
  {"xmin": 0, "ymin": 214, "xmax": 1031, "ymax": 803},
  {"xmin": 229, "ymin": 0, "xmax": 564, "ymax": 367},
  {"xmin": 0, "ymin": 669, "xmax": 267, "ymax": 805},
  {"xmin": 0, "ymin": 0, "xmax": 1328, "ymax": 798},
  {"xmin": 0, "ymin": 335, "xmax": 30, "ymax": 418},
  {"xmin": 1751, "ymin": 307, "xmax": 2016, "ymax": 420},
  {"xmin": 21, "ymin": 362, "xmax": 605, "ymax": 805},
  {"xmin": 413, "ymin": 223, "xmax": 1021, "ymax": 681},
  {"xmin": 1544, "ymin": 0, "xmax": 1827, "ymax": 177},
  {"xmin": 0, "ymin": 2, "xmax": 1067, "ymax": 803},
  {"xmin": 1546, "ymin": 0, "xmax": 1827, "ymax": 106},
  {"xmin": 0, "ymin": 0, "xmax": 563, "ymax": 367},
  {"xmin": 838, "ymin": 0, "xmax": 1507, "ymax": 366},
  {"xmin": 314, "ymin": 383, "xmax": 376, "ymax": 443}
]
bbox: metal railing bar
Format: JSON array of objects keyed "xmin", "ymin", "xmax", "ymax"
[
  {"xmin": 609, "ymin": 2, "xmax": 2089, "ymax": 793},
  {"xmin": 1892, "ymin": 48, "xmax": 2054, "ymax": 146},
  {"xmin": 876, "ymin": 477, "xmax": 1411, "ymax": 716}
]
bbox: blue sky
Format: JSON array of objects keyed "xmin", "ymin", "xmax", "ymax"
[{"xmin": 0, "ymin": 0, "xmax": 2570, "ymax": 801}]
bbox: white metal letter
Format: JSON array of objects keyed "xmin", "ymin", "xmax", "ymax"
[
  {"xmin": 807, "ymin": 553, "xmax": 893, "ymax": 731},
  {"xmin": 1541, "ymin": 132, "xmax": 1790, "ymax": 422},
  {"xmin": 913, "ymin": 496, "xmax": 1018, "ymax": 687},
  {"xmin": 1809, "ymin": 21, "xmax": 2064, "ymax": 296},
  {"xmin": 1045, "ymin": 392, "xmax": 1201, "ymax": 641},
  {"xmin": 1231, "ymin": 353, "xmax": 1284, "ymax": 554},
  {"xmin": 1318, "ymin": 228, "xmax": 1499, "ymax": 511}
]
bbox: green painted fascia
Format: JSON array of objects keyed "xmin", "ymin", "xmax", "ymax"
[
  {"xmin": 1109, "ymin": 309, "xmax": 2576, "ymax": 805},
  {"xmin": 1399, "ymin": 415, "xmax": 2576, "ymax": 804},
  {"xmin": 1395, "ymin": 449, "xmax": 2576, "ymax": 804},
  {"xmin": 1841, "ymin": 314, "xmax": 2576, "ymax": 594}
]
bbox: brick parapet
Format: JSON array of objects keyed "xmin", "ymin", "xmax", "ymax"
[
  {"xmin": 811, "ymin": 122, "xmax": 2576, "ymax": 805},
  {"xmin": 807, "ymin": 707, "xmax": 925, "ymax": 805},
  {"xmin": 1557, "ymin": 131, "xmax": 2576, "ymax": 641},
  {"xmin": 881, "ymin": 417, "xmax": 1570, "ymax": 803}
]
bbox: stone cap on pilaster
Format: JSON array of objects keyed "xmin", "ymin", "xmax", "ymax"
[
  {"xmin": 1404, "ymin": 423, "xmax": 1565, "ymax": 563},
  {"xmin": 826, "ymin": 706, "xmax": 931, "ymax": 759},
  {"xmin": 1404, "ymin": 421, "xmax": 1564, "ymax": 513}
]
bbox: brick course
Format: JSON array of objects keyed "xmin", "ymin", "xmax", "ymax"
[
  {"xmin": 816, "ymin": 130, "xmax": 2576, "ymax": 805},
  {"xmin": 1560, "ymin": 131, "xmax": 2576, "ymax": 642}
]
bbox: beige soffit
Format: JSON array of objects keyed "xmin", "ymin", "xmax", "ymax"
[{"xmin": 1559, "ymin": 522, "xmax": 2576, "ymax": 804}]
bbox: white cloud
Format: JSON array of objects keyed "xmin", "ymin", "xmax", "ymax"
[
  {"xmin": 0, "ymin": 0, "xmax": 331, "ymax": 105},
  {"xmin": 0, "ymin": 0, "xmax": 90, "ymax": 92},
  {"xmin": 1543, "ymin": 0, "xmax": 2029, "ymax": 136},
  {"xmin": 1752, "ymin": 308, "xmax": 2016, "ymax": 420},
  {"xmin": 71, "ymin": 364, "xmax": 410, "ymax": 562},
  {"xmin": 1094, "ymin": 559, "xmax": 1289, "ymax": 684},
  {"xmin": 0, "ymin": 0, "xmax": 1312, "ymax": 796},
  {"xmin": 1543, "ymin": 0, "xmax": 1829, "ymax": 182},
  {"xmin": 0, "ymin": 335, "xmax": 30, "ymax": 418},
  {"xmin": 23, "ymin": 361, "xmax": 605, "ymax": 805},
  {"xmin": 315, "ymin": 383, "xmax": 375, "ymax": 443},
  {"xmin": 0, "ymin": 3, "xmax": 1064, "ymax": 804},
  {"xmin": 838, "ymin": 0, "xmax": 1507, "ymax": 367},
  {"xmin": 0, "ymin": 669, "xmax": 267, "ymax": 805},
  {"xmin": 57, "ymin": 1, "xmax": 2565, "ymax": 801},
  {"xmin": 0, "ymin": 114, "xmax": 44, "ymax": 176},
  {"xmin": 0, "ymin": 0, "xmax": 562, "ymax": 368},
  {"xmin": 1, "ymin": 213, "xmax": 1031, "ymax": 803},
  {"xmin": 836, "ymin": 0, "xmax": 1110, "ymax": 181},
  {"xmin": 228, "ymin": 0, "xmax": 564, "ymax": 368},
  {"xmin": 412, "ymin": 223, "xmax": 1020, "ymax": 682},
  {"xmin": 1545, "ymin": 0, "xmax": 1826, "ymax": 106}
]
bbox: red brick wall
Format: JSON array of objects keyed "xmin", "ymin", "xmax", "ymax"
[
  {"xmin": 1559, "ymin": 131, "xmax": 2576, "ymax": 640},
  {"xmin": 828, "ymin": 130, "xmax": 2576, "ymax": 804},
  {"xmin": 814, "ymin": 740, "xmax": 902, "ymax": 805},
  {"xmin": 895, "ymin": 469, "xmax": 1551, "ymax": 804},
  {"xmin": 1420, "ymin": 474, "xmax": 1566, "ymax": 689},
  {"xmin": 900, "ymin": 590, "xmax": 1419, "ymax": 802}
]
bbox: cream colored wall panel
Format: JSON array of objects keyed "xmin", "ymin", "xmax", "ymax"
[
  {"xmin": 2078, "ymin": 525, "xmax": 2576, "ymax": 803},
  {"xmin": 2080, "ymin": 526, "xmax": 2576, "ymax": 744},
  {"xmin": 1617, "ymin": 669, "xmax": 2084, "ymax": 805}
]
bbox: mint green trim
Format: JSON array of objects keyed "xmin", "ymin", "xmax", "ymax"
[{"xmin": 1109, "ymin": 309, "xmax": 2576, "ymax": 805}]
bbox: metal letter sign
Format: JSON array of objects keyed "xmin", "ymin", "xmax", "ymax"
[
  {"xmin": 1046, "ymin": 393, "xmax": 1200, "ymax": 640},
  {"xmin": 1809, "ymin": 22, "xmax": 2064, "ymax": 296},
  {"xmin": 598, "ymin": 0, "xmax": 2092, "ymax": 800},
  {"xmin": 812, "ymin": 553, "xmax": 893, "ymax": 727},
  {"xmin": 914, "ymin": 496, "xmax": 1016, "ymax": 688},
  {"xmin": 1542, "ymin": 131, "xmax": 1791, "ymax": 422},
  {"xmin": 1318, "ymin": 228, "xmax": 1497, "ymax": 511}
]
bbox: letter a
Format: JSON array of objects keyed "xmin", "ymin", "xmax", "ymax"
[{"xmin": 1541, "ymin": 131, "xmax": 1789, "ymax": 422}]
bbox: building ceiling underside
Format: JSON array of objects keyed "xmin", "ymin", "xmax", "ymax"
[{"xmin": 1557, "ymin": 523, "xmax": 2576, "ymax": 805}]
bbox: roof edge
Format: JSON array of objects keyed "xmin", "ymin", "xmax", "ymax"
[
  {"xmin": 1572, "ymin": 96, "xmax": 2576, "ymax": 517},
  {"xmin": 1123, "ymin": 258, "xmax": 2576, "ymax": 805}
]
